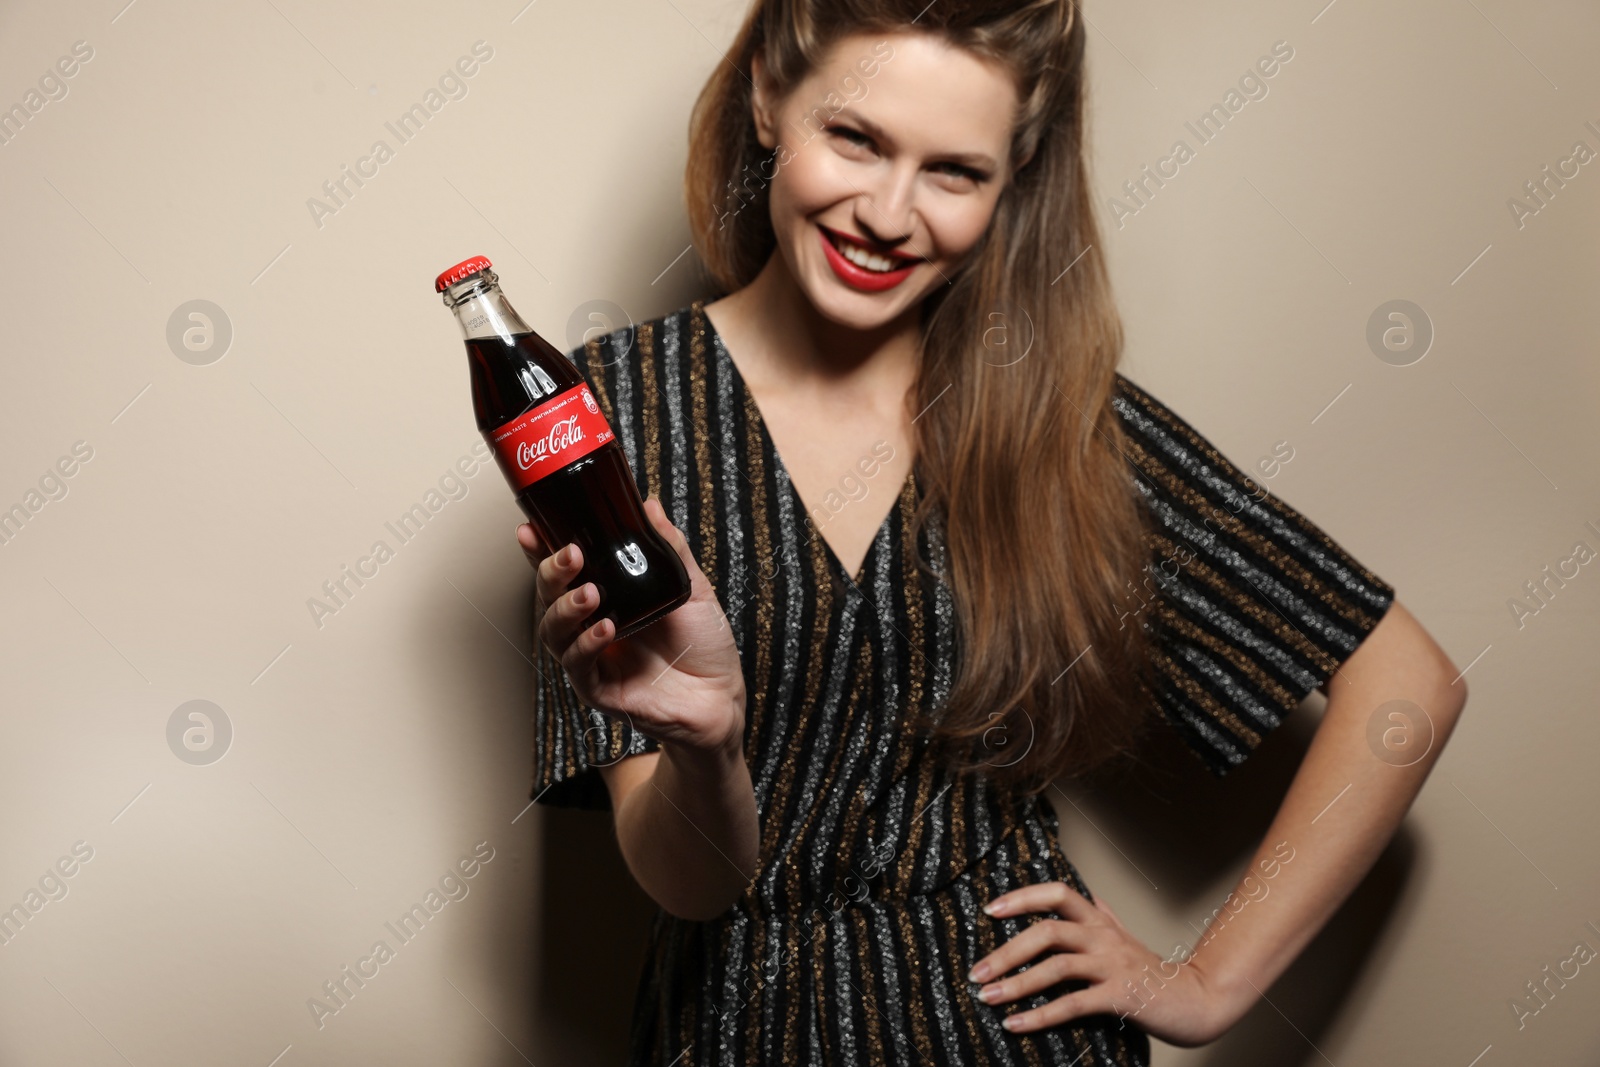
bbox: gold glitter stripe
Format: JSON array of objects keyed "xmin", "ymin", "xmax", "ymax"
[
  {"xmin": 638, "ymin": 321, "xmax": 662, "ymax": 500},
  {"xmin": 688, "ymin": 310, "xmax": 719, "ymax": 578},
  {"xmin": 850, "ymin": 909, "xmax": 889, "ymax": 1064},
  {"xmin": 810, "ymin": 923, "xmax": 833, "ymax": 1067},
  {"xmin": 893, "ymin": 905, "xmax": 937, "ymax": 1063}
]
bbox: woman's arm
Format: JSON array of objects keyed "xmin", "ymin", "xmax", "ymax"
[
  {"xmin": 600, "ymin": 739, "xmax": 760, "ymax": 922},
  {"xmin": 971, "ymin": 600, "xmax": 1468, "ymax": 1045},
  {"xmin": 521, "ymin": 500, "xmax": 761, "ymax": 923},
  {"xmin": 1179, "ymin": 599, "xmax": 1466, "ymax": 1034}
]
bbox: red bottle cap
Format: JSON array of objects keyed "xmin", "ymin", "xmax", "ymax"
[{"xmin": 435, "ymin": 255, "xmax": 493, "ymax": 292}]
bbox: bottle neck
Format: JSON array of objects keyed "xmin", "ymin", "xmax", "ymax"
[{"xmin": 441, "ymin": 269, "xmax": 531, "ymax": 342}]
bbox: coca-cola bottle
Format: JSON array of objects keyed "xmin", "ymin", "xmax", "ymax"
[{"xmin": 435, "ymin": 255, "xmax": 691, "ymax": 639}]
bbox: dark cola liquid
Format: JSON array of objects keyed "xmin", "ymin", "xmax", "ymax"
[{"xmin": 466, "ymin": 331, "xmax": 690, "ymax": 640}]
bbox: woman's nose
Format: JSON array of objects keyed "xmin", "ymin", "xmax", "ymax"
[{"xmin": 857, "ymin": 164, "xmax": 919, "ymax": 246}]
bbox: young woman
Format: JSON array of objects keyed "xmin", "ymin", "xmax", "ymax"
[{"xmin": 516, "ymin": 1, "xmax": 1467, "ymax": 1063}]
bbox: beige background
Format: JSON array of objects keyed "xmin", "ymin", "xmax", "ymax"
[{"xmin": 0, "ymin": 0, "xmax": 1596, "ymax": 1063}]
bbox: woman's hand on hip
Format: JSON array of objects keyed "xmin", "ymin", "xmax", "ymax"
[
  {"xmin": 517, "ymin": 494, "xmax": 746, "ymax": 759},
  {"xmin": 968, "ymin": 881, "xmax": 1237, "ymax": 1048}
]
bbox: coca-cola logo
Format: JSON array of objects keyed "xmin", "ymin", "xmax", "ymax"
[{"xmin": 514, "ymin": 414, "xmax": 584, "ymax": 470}]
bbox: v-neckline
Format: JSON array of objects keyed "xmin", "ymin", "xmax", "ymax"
[{"xmin": 695, "ymin": 300, "xmax": 914, "ymax": 590}]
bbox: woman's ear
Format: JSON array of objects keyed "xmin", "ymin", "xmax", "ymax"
[{"xmin": 750, "ymin": 49, "xmax": 780, "ymax": 150}]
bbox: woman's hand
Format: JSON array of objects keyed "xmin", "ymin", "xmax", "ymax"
[
  {"xmin": 969, "ymin": 882, "xmax": 1239, "ymax": 1047},
  {"xmin": 517, "ymin": 495, "xmax": 746, "ymax": 759}
]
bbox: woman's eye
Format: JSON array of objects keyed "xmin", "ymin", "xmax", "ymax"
[
  {"xmin": 828, "ymin": 126, "xmax": 874, "ymax": 150},
  {"xmin": 933, "ymin": 163, "xmax": 986, "ymax": 185}
]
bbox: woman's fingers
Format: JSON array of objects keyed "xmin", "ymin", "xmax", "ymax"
[
  {"xmin": 976, "ymin": 950, "xmax": 1100, "ymax": 1006},
  {"xmin": 968, "ymin": 919, "xmax": 1094, "ymax": 984},
  {"xmin": 516, "ymin": 522, "xmax": 547, "ymax": 570},
  {"xmin": 557, "ymin": 608, "xmax": 617, "ymax": 697},
  {"xmin": 985, "ymin": 880, "xmax": 1100, "ymax": 923},
  {"xmin": 536, "ymin": 540, "xmax": 584, "ymax": 615},
  {"xmin": 538, "ymin": 574, "xmax": 601, "ymax": 658}
]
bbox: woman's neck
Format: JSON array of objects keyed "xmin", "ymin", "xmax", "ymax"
[{"xmin": 711, "ymin": 249, "xmax": 923, "ymax": 394}]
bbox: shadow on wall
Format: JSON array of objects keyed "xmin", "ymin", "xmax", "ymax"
[
  {"xmin": 533, "ymin": 806, "xmax": 657, "ymax": 1063},
  {"xmin": 1083, "ymin": 704, "xmax": 1418, "ymax": 1066}
]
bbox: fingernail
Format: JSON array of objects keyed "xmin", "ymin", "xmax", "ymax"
[
  {"xmin": 968, "ymin": 962, "xmax": 990, "ymax": 983},
  {"xmin": 975, "ymin": 985, "xmax": 996, "ymax": 1004},
  {"xmin": 560, "ymin": 546, "xmax": 572, "ymax": 566},
  {"xmin": 1002, "ymin": 1017, "xmax": 1020, "ymax": 1032},
  {"xmin": 985, "ymin": 900, "xmax": 1006, "ymax": 916}
]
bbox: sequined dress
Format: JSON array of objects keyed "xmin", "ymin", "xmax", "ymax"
[{"xmin": 530, "ymin": 301, "xmax": 1395, "ymax": 1066}]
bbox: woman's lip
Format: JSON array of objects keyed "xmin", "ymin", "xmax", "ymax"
[
  {"xmin": 817, "ymin": 225, "xmax": 921, "ymax": 292},
  {"xmin": 818, "ymin": 224, "xmax": 922, "ymax": 263}
]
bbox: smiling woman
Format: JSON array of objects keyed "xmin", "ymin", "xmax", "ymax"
[{"xmin": 518, "ymin": 1, "xmax": 1459, "ymax": 1065}]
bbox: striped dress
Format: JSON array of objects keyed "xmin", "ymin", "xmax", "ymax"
[{"xmin": 531, "ymin": 300, "xmax": 1395, "ymax": 1066}]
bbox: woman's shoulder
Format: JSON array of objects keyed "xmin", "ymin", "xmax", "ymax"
[
  {"xmin": 559, "ymin": 302, "xmax": 703, "ymax": 409},
  {"xmin": 560, "ymin": 302, "xmax": 699, "ymax": 376},
  {"xmin": 558, "ymin": 301, "xmax": 715, "ymax": 500}
]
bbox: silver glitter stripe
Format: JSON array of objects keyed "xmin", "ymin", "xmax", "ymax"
[
  {"xmin": 918, "ymin": 769, "xmax": 948, "ymax": 889},
  {"xmin": 761, "ymin": 913, "xmax": 784, "ymax": 1064},
  {"xmin": 827, "ymin": 908, "xmax": 860, "ymax": 1065},
  {"xmin": 717, "ymin": 911, "xmax": 749, "ymax": 1067},
  {"xmin": 949, "ymin": 878, "xmax": 1021, "ymax": 1061},
  {"xmin": 874, "ymin": 765, "xmax": 912, "ymax": 878},
  {"xmin": 754, "ymin": 460, "xmax": 806, "ymax": 814},
  {"xmin": 805, "ymin": 943, "xmax": 823, "ymax": 1067},
  {"xmin": 713, "ymin": 323, "xmax": 746, "ymax": 640},
  {"xmin": 913, "ymin": 896, "xmax": 970, "ymax": 1064},
  {"xmin": 869, "ymin": 521, "xmax": 901, "ymax": 708},
  {"xmin": 869, "ymin": 907, "xmax": 917, "ymax": 1063},
  {"xmin": 926, "ymin": 511, "xmax": 956, "ymax": 708},
  {"xmin": 607, "ymin": 328, "xmax": 638, "ymax": 479},
  {"xmin": 660, "ymin": 313, "xmax": 690, "ymax": 513}
]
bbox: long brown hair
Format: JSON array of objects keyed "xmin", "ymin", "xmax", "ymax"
[{"xmin": 684, "ymin": 0, "xmax": 1155, "ymax": 794}]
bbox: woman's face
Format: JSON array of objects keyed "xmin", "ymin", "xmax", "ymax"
[{"xmin": 751, "ymin": 31, "xmax": 1020, "ymax": 332}]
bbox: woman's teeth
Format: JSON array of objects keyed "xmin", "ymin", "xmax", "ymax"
[{"xmin": 829, "ymin": 231, "xmax": 909, "ymax": 273}]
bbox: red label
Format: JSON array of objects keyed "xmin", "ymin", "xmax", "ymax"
[{"xmin": 489, "ymin": 384, "xmax": 614, "ymax": 489}]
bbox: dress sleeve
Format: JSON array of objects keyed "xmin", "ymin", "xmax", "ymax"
[
  {"xmin": 531, "ymin": 641, "xmax": 660, "ymax": 811},
  {"xmin": 528, "ymin": 326, "xmax": 662, "ymax": 811},
  {"xmin": 1111, "ymin": 374, "xmax": 1396, "ymax": 775}
]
